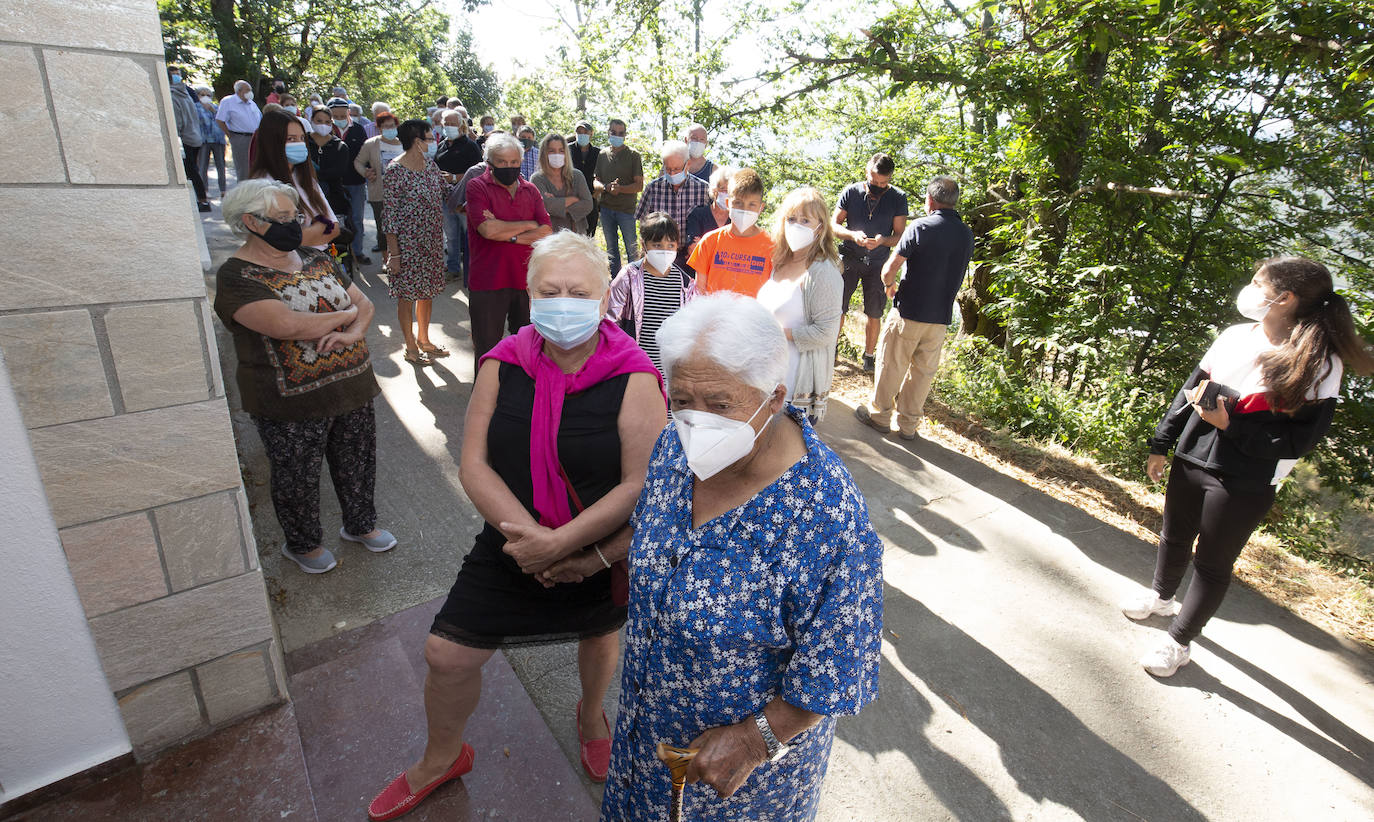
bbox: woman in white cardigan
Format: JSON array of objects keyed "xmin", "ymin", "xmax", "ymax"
[{"xmin": 755, "ymin": 187, "xmax": 844, "ymax": 422}]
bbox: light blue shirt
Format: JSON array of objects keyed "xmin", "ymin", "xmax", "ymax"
[{"xmin": 215, "ymin": 94, "xmax": 262, "ymax": 133}]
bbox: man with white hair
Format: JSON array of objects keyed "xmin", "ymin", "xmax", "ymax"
[
  {"xmin": 364, "ymin": 102, "xmax": 390, "ymax": 138},
  {"xmin": 464, "ymin": 133, "xmax": 552, "ymax": 367},
  {"xmin": 681, "ymin": 122, "xmax": 714, "ymax": 183},
  {"xmin": 635, "ymin": 140, "xmax": 709, "ymax": 268},
  {"xmin": 215, "ymin": 79, "xmax": 262, "ymax": 185}
]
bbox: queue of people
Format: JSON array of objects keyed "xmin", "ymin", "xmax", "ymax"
[{"xmin": 196, "ymin": 79, "xmax": 1372, "ymax": 822}]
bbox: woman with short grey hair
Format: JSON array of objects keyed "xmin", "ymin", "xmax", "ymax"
[
  {"xmin": 367, "ymin": 230, "xmax": 666, "ymax": 820},
  {"xmin": 598, "ymin": 292, "xmax": 884, "ymax": 822},
  {"xmin": 214, "ymin": 179, "xmax": 396, "ymax": 576}
]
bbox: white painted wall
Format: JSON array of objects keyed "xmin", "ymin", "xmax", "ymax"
[{"xmin": 0, "ymin": 349, "xmax": 131, "ymax": 801}]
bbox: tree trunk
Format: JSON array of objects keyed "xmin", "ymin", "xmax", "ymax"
[{"xmin": 209, "ymin": 0, "xmax": 253, "ymax": 98}]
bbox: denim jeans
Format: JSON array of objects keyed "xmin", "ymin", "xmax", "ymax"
[
  {"xmin": 444, "ymin": 207, "xmax": 464, "ymax": 275},
  {"xmin": 600, "ymin": 207, "xmax": 638, "ymax": 274},
  {"xmin": 344, "ymin": 182, "xmax": 368, "ymax": 255}
]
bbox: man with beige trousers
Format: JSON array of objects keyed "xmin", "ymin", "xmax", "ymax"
[{"xmin": 854, "ymin": 176, "xmax": 974, "ymax": 440}]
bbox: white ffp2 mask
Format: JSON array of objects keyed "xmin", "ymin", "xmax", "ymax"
[{"xmin": 673, "ymin": 399, "xmax": 770, "ymax": 481}]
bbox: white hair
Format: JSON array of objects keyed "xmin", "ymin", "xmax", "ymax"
[
  {"xmin": 708, "ymin": 164, "xmax": 736, "ymax": 192},
  {"xmin": 222, "ymin": 179, "xmax": 300, "ymax": 240},
  {"xmin": 484, "ymin": 132, "xmax": 523, "ymax": 162},
  {"xmin": 657, "ymin": 293, "xmax": 787, "ymax": 395},
  {"xmin": 234, "ymin": 79, "xmax": 250, "ymax": 90},
  {"xmin": 660, "ymin": 139, "xmax": 690, "ymax": 165},
  {"xmin": 442, "ymin": 109, "xmax": 466, "ymax": 125},
  {"xmin": 526, "ymin": 231, "xmax": 610, "ymax": 293},
  {"xmin": 679, "ymin": 122, "xmax": 707, "ymax": 141},
  {"xmin": 371, "ymin": 101, "xmax": 390, "ymax": 115}
]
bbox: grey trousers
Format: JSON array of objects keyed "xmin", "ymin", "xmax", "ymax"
[{"xmin": 227, "ymin": 132, "xmax": 254, "ymax": 185}]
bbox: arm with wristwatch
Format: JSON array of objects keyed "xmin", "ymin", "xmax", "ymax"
[{"xmin": 683, "ymin": 698, "xmax": 821, "ymax": 798}]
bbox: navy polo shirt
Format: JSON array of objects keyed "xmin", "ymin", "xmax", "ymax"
[
  {"xmin": 893, "ymin": 208, "xmax": 974, "ymax": 325},
  {"xmin": 836, "ymin": 181, "xmax": 909, "ymax": 263}
]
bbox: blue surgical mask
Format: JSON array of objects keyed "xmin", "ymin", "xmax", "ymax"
[
  {"xmin": 285, "ymin": 143, "xmax": 309, "ymax": 165},
  {"xmin": 333, "ymin": 118, "xmax": 348, "ymax": 130},
  {"xmin": 666, "ymin": 170, "xmax": 686, "ymax": 185},
  {"xmin": 381, "ymin": 127, "xmax": 398, "ymax": 140},
  {"xmin": 576, "ymin": 133, "xmax": 590, "ymax": 146},
  {"xmin": 424, "ymin": 140, "xmax": 436, "ymax": 158},
  {"xmin": 170, "ymin": 74, "xmax": 181, "ymax": 84},
  {"xmin": 530, "ymin": 297, "xmax": 603, "ymax": 349},
  {"xmin": 608, "ymin": 135, "xmax": 625, "ymax": 148},
  {"xmin": 443, "ymin": 125, "xmax": 461, "ymax": 140}
]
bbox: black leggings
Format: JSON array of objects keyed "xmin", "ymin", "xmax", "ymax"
[{"xmin": 1152, "ymin": 458, "xmax": 1275, "ymax": 645}]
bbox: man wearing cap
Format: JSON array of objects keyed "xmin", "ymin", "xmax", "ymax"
[
  {"xmin": 329, "ymin": 97, "xmax": 372, "ymax": 265},
  {"xmin": 215, "ymin": 79, "xmax": 261, "ymax": 185},
  {"xmin": 569, "ymin": 120, "xmax": 601, "ymax": 236}
]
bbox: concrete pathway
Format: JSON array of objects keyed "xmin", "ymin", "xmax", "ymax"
[{"xmin": 204, "ymin": 204, "xmax": 1374, "ymax": 821}]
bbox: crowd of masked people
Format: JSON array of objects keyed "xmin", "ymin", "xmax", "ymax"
[{"xmin": 188, "ymin": 69, "xmax": 1374, "ymax": 822}]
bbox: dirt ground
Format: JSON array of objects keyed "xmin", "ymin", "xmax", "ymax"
[{"xmin": 832, "ymin": 317, "xmax": 1374, "ymax": 648}]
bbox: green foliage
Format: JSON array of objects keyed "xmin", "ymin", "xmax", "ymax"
[{"xmin": 157, "ymin": 0, "xmax": 499, "ymax": 115}]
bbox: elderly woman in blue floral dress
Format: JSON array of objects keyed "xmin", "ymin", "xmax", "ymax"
[{"xmin": 586, "ymin": 292, "xmax": 883, "ymax": 821}]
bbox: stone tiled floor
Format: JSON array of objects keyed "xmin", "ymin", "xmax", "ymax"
[{"xmin": 6, "ymin": 598, "xmax": 598, "ymax": 822}]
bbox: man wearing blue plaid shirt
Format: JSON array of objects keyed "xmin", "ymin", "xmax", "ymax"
[{"xmin": 635, "ymin": 140, "xmax": 709, "ymax": 269}]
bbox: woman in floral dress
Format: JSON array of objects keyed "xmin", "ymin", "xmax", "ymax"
[
  {"xmin": 593, "ymin": 293, "xmax": 884, "ymax": 822},
  {"xmin": 383, "ymin": 118, "xmax": 451, "ymax": 365}
]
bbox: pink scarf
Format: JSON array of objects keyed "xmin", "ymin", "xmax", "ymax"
[{"xmin": 480, "ymin": 319, "xmax": 665, "ymax": 528}]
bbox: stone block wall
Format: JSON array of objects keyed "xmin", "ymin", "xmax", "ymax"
[{"xmin": 0, "ymin": 1, "xmax": 286, "ymax": 760}]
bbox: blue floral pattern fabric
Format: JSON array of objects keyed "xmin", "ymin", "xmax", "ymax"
[{"xmin": 599, "ymin": 406, "xmax": 883, "ymax": 822}]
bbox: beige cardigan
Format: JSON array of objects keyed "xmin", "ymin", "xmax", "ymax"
[
  {"xmin": 353, "ymin": 135, "xmax": 404, "ymax": 202},
  {"xmin": 789, "ymin": 258, "xmax": 844, "ymax": 421}
]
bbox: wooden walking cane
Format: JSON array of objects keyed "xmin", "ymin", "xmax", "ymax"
[{"xmin": 656, "ymin": 742, "xmax": 700, "ymax": 822}]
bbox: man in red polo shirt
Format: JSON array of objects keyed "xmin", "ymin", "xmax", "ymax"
[{"xmin": 466, "ymin": 133, "xmax": 553, "ymax": 367}]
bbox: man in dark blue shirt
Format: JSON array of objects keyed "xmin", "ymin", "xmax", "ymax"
[
  {"xmin": 855, "ymin": 175, "xmax": 974, "ymax": 440},
  {"xmin": 832, "ymin": 153, "xmax": 909, "ymax": 370}
]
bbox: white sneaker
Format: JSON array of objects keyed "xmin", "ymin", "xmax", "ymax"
[
  {"xmin": 1120, "ymin": 590, "xmax": 1182, "ymax": 620},
  {"xmin": 1141, "ymin": 637, "xmax": 1191, "ymax": 677}
]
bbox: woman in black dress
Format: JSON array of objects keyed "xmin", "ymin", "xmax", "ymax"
[{"xmin": 368, "ymin": 231, "xmax": 666, "ymax": 821}]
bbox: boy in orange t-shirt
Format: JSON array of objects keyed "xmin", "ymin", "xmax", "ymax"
[{"xmin": 688, "ymin": 168, "xmax": 773, "ymax": 296}]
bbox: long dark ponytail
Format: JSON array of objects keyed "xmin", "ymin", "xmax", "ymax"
[{"xmin": 1254, "ymin": 256, "xmax": 1374, "ymax": 411}]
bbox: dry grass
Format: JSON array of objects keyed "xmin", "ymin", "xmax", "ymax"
[{"xmin": 832, "ymin": 316, "xmax": 1374, "ymax": 648}]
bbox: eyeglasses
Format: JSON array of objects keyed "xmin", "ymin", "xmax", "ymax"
[{"xmin": 254, "ymin": 213, "xmax": 306, "ymax": 226}]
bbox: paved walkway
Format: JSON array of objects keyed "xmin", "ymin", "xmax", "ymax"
[{"xmin": 33, "ymin": 196, "xmax": 1370, "ymax": 821}]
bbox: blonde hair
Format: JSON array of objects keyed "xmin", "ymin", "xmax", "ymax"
[
  {"xmin": 527, "ymin": 231, "xmax": 610, "ymax": 293},
  {"xmin": 770, "ymin": 187, "xmax": 838, "ymax": 271},
  {"xmin": 537, "ymin": 133, "xmax": 573, "ymax": 189}
]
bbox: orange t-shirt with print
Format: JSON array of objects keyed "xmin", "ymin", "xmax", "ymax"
[{"xmin": 687, "ymin": 225, "xmax": 774, "ymax": 297}]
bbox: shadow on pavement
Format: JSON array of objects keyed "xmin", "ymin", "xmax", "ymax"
[{"xmin": 841, "ymin": 584, "xmax": 1206, "ymax": 821}]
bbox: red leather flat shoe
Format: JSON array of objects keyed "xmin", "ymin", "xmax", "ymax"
[
  {"xmin": 367, "ymin": 743, "xmax": 475, "ymax": 821},
  {"xmin": 577, "ymin": 699, "xmax": 612, "ymax": 782}
]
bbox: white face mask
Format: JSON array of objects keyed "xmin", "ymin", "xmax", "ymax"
[
  {"xmin": 644, "ymin": 249, "xmax": 676, "ymax": 273},
  {"xmin": 784, "ymin": 222, "xmax": 816, "ymax": 252},
  {"xmin": 674, "ymin": 398, "xmax": 771, "ymax": 481},
  {"xmin": 715, "ymin": 193, "xmax": 729, "ymax": 210},
  {"xmin": 688, "ymin": 140, "xmax": 706, "ymax": 158},
  {"xmin": 283, "ymin": 105, "xmax": 298, "ymax": 114},
  {"xmin": 311, "ymin": 123, "xmax": 332, "ymax": 136},
  {"xmin": 199, "ymin": 95, "xmax": 212, "ymax": 105},
  {"xmin": 1236, "ymin": 284, "xmax": 1276, "ymax": 321},
  {"xmin": 241, "ymin": 90, "xmax": 253, "ymax": 101},
  {"xmin": 548, "ymin": 153, "xmax": 566, "ymax": 168},
  {"xmin": 729, "ymin": 208, "xmax": 759, "ymax": 232}
]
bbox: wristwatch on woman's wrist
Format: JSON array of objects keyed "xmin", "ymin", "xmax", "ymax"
[{"xmin": 752, "ymin": 711, "xmax": 791, "ymax": 762}]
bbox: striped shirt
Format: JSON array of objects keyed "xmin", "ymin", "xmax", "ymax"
[{"xmin": 639, "ymin": 270, "xmax": 684, "ymax": 374}]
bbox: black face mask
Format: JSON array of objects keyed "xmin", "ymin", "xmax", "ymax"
[
  {"xmin": 492, "ymin": 165, "xmax": 521, "ymax": 185},
  {"xmin": 249, "ymin": 218, "xmax": 303, "ymax": 252}
]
